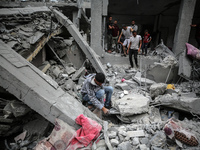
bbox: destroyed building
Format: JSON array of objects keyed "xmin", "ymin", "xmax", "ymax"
[{"xmin": 0, "ymin": 0, "xmax": 200, "ymax": 150}]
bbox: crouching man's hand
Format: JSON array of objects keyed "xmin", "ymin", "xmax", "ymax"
[{"xmin": 102, "ymin": 107, "xmax": 109, "ymax": 114}]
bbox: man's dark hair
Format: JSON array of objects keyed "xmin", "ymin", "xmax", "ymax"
[
  {"xmin": 95, "ymin": 73, "xmax": 105, "ymax": 83},
  {"xmin": 132, "ymin": 30, "xmax": 137, "ymax": 33}
]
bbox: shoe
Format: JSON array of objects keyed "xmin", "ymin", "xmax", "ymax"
[{"xmin": 124, "ymin": 53, "xmax": 127, "ymax": 57}]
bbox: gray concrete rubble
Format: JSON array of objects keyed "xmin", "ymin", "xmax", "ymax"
[
  {"xmin": 0, "ymin": 40, "xmax": 101, "ymax": 128},
  {"xmin": 0, "ymin": 2, "xmax": 200, "ymax": 150},
  {"xmin": 112, "ymin": 94, "xmax": 150, "ymax": 117},
  {"xmin": 51, "ymin": 8, "xmax": 107, "ymax": 75}
]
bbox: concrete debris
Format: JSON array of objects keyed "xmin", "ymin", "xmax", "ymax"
[
  {"xmin": 0, "ymin": 3, "xmax": 200, "ymax": 150},
  {"xmin": 150, "ymin": 83, "xmax": 167, "ymax": 98},
  {"xmin": 112, "ymin": 94, "xmax": 150, "ymax": 117}
]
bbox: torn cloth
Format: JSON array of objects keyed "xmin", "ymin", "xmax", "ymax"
[{"xmin": 66, "ymin": 114, "xmax": 102, "ymax": 149}]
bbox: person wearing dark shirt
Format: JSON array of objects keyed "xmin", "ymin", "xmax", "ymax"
[
  {"xmin": 142, "ymin": 30, "xmax": 152, "ymax": 56},
  {"xmin": 191, "ymin": 24, "xmax": 200, "ymax": 48},
  {"xmin": 107, "ymin": 16, "xmax": 113, "ymax": 52},
  {"xmin": 112, "ymin": 20, "xmax": 120, "ymax": 52}
]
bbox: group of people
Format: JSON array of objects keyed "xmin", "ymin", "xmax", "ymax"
[{"xmin": 107, "ymin": 16, "xmax": 152, "ymax": 68}]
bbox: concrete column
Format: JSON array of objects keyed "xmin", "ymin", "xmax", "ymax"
[
  {"xmin": 173, "ymin": 0, "xmax": 196, "ymax": 56},
  {"xmin": 73, "ymin": 11, "xmax": 80, "ymax": 29},
  {"xmin": 91, "ymin": 0, "xmax": 103, "ymax": 57}
]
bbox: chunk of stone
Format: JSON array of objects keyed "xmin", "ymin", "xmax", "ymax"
[
  {"xmin": 139, "ymin": 144, "xmax": 150, "ymax": 150},
  {"xmin": 64, "ymin": 79, "xmax": 75, "ymax": 91},
  {"xmin": 133, "ymin": 72, "xmax": 155, "ymax": 86},
  {"xmin": 115, "ymin": 83, "xmax": 130, "ymax": 90},
  {"xmin": 52, "ymin": 66, "xmax": 62, "ymax": 78},
  {"xmin": 110, "ymin": 139, "xmax": 119, "ymax": 146},
  {"xmin": 132, "ymin": 137, "xmax": 140, "ymax": 146},
  {"xmin": 112, "ymin": 94, "xmax": 150, "ymax": 116},
  {"xmin": 117, "ymin": 141, "xmax": 132, "ymax": 150},
  {"xmin": 96, "ymin": 140, "xmax": 107, "ymax": 150},
  {"xmin": 65, "ymin": 66, "xmax": 76, "ymax": 75},
  {"xmin": 23, "ymin": 117, "xmax": 50, "ymax": 140},
  {"xmin": 108, "ymin": 131, "xmax": 117, "ymax": 139},
  {"xmin": 140, "ymin": 137, "xmax": 149, "ymax": 145},
  {"xmin": 150, "ymin": 83, "xmax": 167, "ymax": 98},
  {"xmin": 126, "ymin": 130, "xmax": 145, "ymax": 138}
]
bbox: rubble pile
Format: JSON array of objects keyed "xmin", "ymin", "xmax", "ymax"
[
  {"xmin": 0, "ymin": 4, "xmax": 200, "ymax": 150},
  {"xmin": 0, "ymin": 9, "xmax": 60, "ymax": 59}
]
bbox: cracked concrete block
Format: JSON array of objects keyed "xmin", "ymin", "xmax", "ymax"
[
  {"xmin": 115, "ymin": 83, "xmax": 130, "ymax": 91},
  {"xmin": 52, "ymin": 66, "xmax": 63, "ymax": 78},
  {"xmin": 65, "ymin": 66, "xmax": 76, "ymax": 75},
  {"xmin": 110, "ymin": 139, "xmax": 119, "ymax": 146},
  {"xmin": 126, "ymin": 130, "xmax": 145, "ymax": 138},
  {"xmin": 155, "ymin": 93, "xmax": 200, "ymax": 115},
  {"xmin": 150, "ymin": 83, "xmax": 167, "ymax": 98},
  {"xmin": 112, "ymin": 94, "xmax": 150, "ymax": 117},
  {"xmin": 117, "ymin": 141, "xmax": 132, "ymax": 150},
  {"xmin": 64, "ymin": 79, "xmax": 75, "ymax": 91},
  {"xmin": 139, "ymin": 144, "xmax": 150, "ymax": 150},
  {"xmin": 132, "ymin": 137, "xmax": 140, "ymax": 146}
]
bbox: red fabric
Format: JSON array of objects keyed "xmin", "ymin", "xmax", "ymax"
[
  {"xmin": 66, "ymin": 114, "xmax": 102, "ymax": 150},
  {"xmin": 143, "ymin": 34, "xmax": 151, "ymax": 43}
]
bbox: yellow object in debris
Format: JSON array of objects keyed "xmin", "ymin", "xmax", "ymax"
[{"xmin": 167, "ymin": 84, "xmax": 175, "ymax": 90}]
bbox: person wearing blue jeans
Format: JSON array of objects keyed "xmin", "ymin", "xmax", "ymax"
[{"xmin": 81, "ymin": 73, "xmax": 113, "ymax": 114}]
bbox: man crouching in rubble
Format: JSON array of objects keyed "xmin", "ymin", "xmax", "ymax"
[{"xmin": 81, "ymin": 73, "xmax": 113, "ymax": 115}]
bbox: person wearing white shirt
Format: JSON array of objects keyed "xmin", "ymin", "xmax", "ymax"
[
  {"xmin": 118, "ymin": 24, "xmax": 133, "ymax": 56},
  {"xmin": 127, "ymin": 31, "xmax": 142, "ymax": 68}
]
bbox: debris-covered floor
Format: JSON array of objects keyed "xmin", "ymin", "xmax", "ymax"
[{"xmin": 0, "ymin": 2, "xmax": 200, "ymax": 150}]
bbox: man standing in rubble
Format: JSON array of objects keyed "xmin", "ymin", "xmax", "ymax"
[
  {"xmin": 127, "ymin": 31, "xmax": 142, "ymax": 68},
  {"xmin": 81, "ymin": 73, "xmax": 113, "ymax": 115},
  {"xmin": 118, "ymin": 24, "xmax": 133, "ymax": 56}
]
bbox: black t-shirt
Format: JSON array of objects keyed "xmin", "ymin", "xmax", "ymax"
[{"xmin": 107, "ymin": 21, "xmax": 113, "ymax": 35}]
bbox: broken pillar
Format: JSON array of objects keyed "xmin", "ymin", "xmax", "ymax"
[
  {"xmin": 51, "ymin": 8, "xmax": 107, "ymax": 75},
  {"xmin": 91, "ymin": 0, "xmax": 104, "ymax": 57},
  {"xmin": 173, "ymin": 0, "xmax": 196, "ymax": 56},
  {"xmin": 0, "ymin": 40, "xmax": 101, "ymax": 128}
]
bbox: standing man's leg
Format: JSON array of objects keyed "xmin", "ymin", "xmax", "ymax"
[
  {"xmin": 104, "ymin": 86, "xmax": 113, "ymax": 108},
  {"xmin": 129, "ymin": 49, "xmax": 134, "ymax": 68},
  {"xmin": 133, "ymin": 50, "xmax": 138, "ymax": 67},
  {"xmin": 122, "ymin": 39, "xmax": 128, "ymax": 56},
  {"xmin": 107, "ymin": 34, "xmax": 112, "ymax": 51},
  {"xmin": 145, "ymin": 43, "xmax": 148, "ymax": 56},
  {"xmin": 142, "ymin": 43, "xmax": 145, "ymax": 55}
]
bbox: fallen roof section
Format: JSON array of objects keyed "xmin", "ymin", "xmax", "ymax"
[
  {"xmin": 0, "ymin": 6, "xmax": 50, "ymax": 16},
  {"xmin": 0, "ymin": 40, "xmax": 101, "ymax": 128},
  {"xmin": 51, "ymin": 8, "xmax": 107, "ymax": 75}
]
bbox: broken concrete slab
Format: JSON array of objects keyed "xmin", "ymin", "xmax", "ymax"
[
  {"xmin": 51, "ymin": 9, "xmax": 106, "ymax": 75},
  {"xmin": 112, "ymin": 94, "xmax": 150, "ymax": 117},
  {"xmin": 65, "ymin": 66, "xmax": 76, "ymax": 75},
  {"xmin": 133, "ymin": 72, "xmax": 155, "ymax": 86},
  {"xmin": 154, "ymin": 93, "xmax": 200, "ymax": 115},
  {"xmin": 0, "ymin": 6, "xmax": 50, "ymax": 16},
  {"xmin": 0, "ymin": 40, "xmax": 101, "ymax": 128},
  {"xmin": 126, "ymin": 130, "xmax": 145, "ymax": 138},
  {"xmin": 150, "ymin": 83, "xmax": 167, "ymax": 98},
  {"xmin": 115, "ymin": 83, "xmax": 130, "ymax": 91}
]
